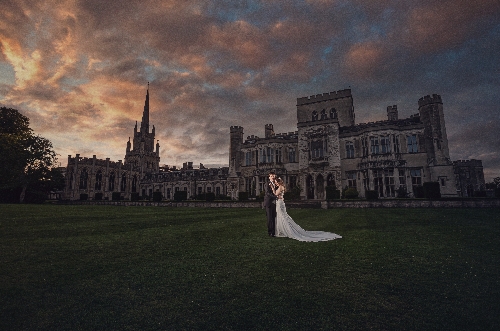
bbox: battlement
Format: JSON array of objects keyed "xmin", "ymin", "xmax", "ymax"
[
  {"xmin": 453, "ymin": 159, "xmax": 483, "ymax": 167},
  {"xmin": 296, "ymin": 88, "xmax": 352, "ymax": 106},
  {"xmin": 230, "ymin": 126, "xmax": 243, "ymax": 133},
  {"xmin": 418, "ymin": 94, "xmax": 442, "ymax": 107}
]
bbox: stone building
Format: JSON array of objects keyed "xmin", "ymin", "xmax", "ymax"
[
  {"xmin": 64, "ymin": 87, "xmax": 484, "ymax": 201},
  {"xmin": 453, "ymin": 159, "xmax": 486, "ymax": 197}
]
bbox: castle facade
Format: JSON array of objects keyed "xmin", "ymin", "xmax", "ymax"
[{"xmin": 63, "ymin": 88, "xmax": 484, "ymax": 201}]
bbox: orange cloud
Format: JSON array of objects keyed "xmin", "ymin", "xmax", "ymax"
[{"xmin": 343, "ymin": 42, "xmax": 385, "ymax": 79}]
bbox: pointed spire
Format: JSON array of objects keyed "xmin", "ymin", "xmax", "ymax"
[{"xmin": 141, "ymin": 82, "xmax": 150, "ymax": 132}]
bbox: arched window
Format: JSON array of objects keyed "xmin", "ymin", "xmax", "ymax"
[
  {"xmin": 109, "ymin": 172, "xmax": 115, "ymax": 191},
  {"xmin": 320, "ymin": 109, "xmax": 327, "ymax": 120},
  {"xmin": 121, "ymin": 172, "xmax": 127, "ymax": 192},
  {"xmin": 330, "ymin": 108, "xmax": 337, "ymax": 119},
  {"xmin": 95, "ymin": 170, "xmax": 102, "ymax": 190},
  {"xmin": 79, "ymin": 169, "xmax": 88, "ymax": 189},
  {"xmin": 327, "ymin": 174, "xmax": 336, "ymax": 188},
  {"xmin": 312, "ymin": 111, "xmax": 318, "ymax": 121},
  {"xmin": 132, "ymin": 175, "xmax": 137, "ymax": 193}
]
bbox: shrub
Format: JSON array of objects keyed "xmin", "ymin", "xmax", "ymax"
[
  {"xmin": 112, "ymin": 192, "xmax": 121, "ymax": 201},
  {"xmin": 130, "ymin": 192, "xmax": 140, "ymax": 201},
  {"xmin": 205, "ymin": 192, "xmax": 215, "ymax": 202},
  {"xmin": 423, "ymin": 182, "xmax": 441, "ymax": 200},
  {"xmin": 413, "ymin": 186, "xmax": 425, "ymax": 198},
  {"xmin": 396, "ymin": 186, "xmax": 407, "ymax": 198},
  {"xmin": 495, "ymin": 188, "xmax": 500, "ymax": 198},
  {"xmin": 473, "ymin": 190, "xmax": 487, "ymax": 198},
  {"xmin": 365, "ymin": 190, "xmax": 378, "ymax": 200},
  {"xmin": 24, "ymin": 190, "xmax": 47, "ymax": 204},
  {"xmin": 344, "ymin": 188, "xmax": 359, "ymax": 199},
  {"xmin": 153, "ymin": 191, "xmax": 163, "ymax": 202},
  {"xmin": 326, "ymin": 186, "xmax": 340, "ymax": 200},
  {"xmin": 174, "ymin": 191, "xmax": 187, "ymax": 201},
  {"xmin": 238, "ymin": 192, "xmax": 249, "ymax": 201},
  {"xmin": 94, "ymin": 193, "xmax": 103, "ymax": 200},
  {"xmin": 80, "ymin": 193, "xmax": 88, "ymax": 201}
]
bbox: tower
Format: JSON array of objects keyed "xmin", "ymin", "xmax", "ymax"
[
  {"xmin": 229, "ymin": 126, "xmax": 244, "ymax": 175},
  {"xmin": 124, "ymin": 84, "xmax": 160, "ymax": 175},
  {"xmin": 387, "ymin": 105, "xmax": 398, "ymax": 121}
]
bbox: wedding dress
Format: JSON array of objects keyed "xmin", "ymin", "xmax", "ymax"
[{"xmin": 275, "ymin": 197, "xmax": 342, "ymax": 242}]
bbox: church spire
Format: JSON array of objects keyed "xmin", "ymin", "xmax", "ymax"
[{"xmin": 141, "ymin": 82, "xmax": 149, "ymax": 132}]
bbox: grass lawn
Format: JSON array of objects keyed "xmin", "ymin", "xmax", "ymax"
[{"xmin": 0, "ymin": 204, "xmax": 499, "ymax": 331}]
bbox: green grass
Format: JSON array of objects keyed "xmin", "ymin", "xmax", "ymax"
[{"xmin": 0, "ymin": 205, "xmax": 499, "ymax": 331}]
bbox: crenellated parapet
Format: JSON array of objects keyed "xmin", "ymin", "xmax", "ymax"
[
  {"xmin": 297, "ymin": 89, "xmax": 352, "ymax": 106},
  {"xmin": 418, "ymin": 94, "xmax": 442, "ymax": 108},
  {"xmin": 230, "ymin": 126, "xmax": 243, "ymax": 133}
]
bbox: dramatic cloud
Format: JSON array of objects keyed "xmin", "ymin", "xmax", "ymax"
[{"xmin": 0, "ymin": 0, "xmax": 499, "ymax": 180}]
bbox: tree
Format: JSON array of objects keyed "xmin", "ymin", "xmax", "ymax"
[{"xmin": 0, "ymin": 107, "xmax": 62, "ymax": 203}]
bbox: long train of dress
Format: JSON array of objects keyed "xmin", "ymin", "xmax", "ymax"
[{"xmin": 275, "ymin": 199, "xmax": 342, "ymax": 242}]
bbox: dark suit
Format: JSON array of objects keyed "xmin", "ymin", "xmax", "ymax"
[{"xmin": 264, "ymin": 180, "xmax": 277, "ymax": 236}]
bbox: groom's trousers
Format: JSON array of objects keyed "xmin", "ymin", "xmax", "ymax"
[{"xmin": 266, "ymin": 203, "xmax": 276, "ymax": 236}]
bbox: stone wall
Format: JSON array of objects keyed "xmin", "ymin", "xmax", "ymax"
[{"xmin": 57, "ymin": 199, "xmax": 500, "ymax": 208}]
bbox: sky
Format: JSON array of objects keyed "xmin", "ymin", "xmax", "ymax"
[{"xmin": 1, "ymin": 0, "xmax": 499, "ymax": 181}]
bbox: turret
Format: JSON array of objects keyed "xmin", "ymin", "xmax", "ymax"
[
  {"xmin": 126, "ymin": 137, "xmax": 131, "ymax": 153},
  {"xmin": 140, "ymin": 84, "xmax": 150, "ymax": 133},
  {"xmin": 387, "ymin": 105, "xmax": 398, "ymax": 121},
  {"xmin": 229, "ymin": 126, "xmax": 244, "ymax": 175},
  {"xmin": 418, "ymin": 94, "xmax": 450, "ymax": 165},
  {"xmin": 156, "ymin": 140, "xmax": 160, "ymax": 156},
  {"xmin": 296, "ymin": 88, "xmax": 354, "ymax": 127},
  {"xmin": 265, "ymin": 124, "xmax": 274, "ymax": 138}
]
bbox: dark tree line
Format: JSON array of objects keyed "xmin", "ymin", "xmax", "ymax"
[{"xmin": 0, "ymin": 107, "xmax": 64, "ymax": 203}]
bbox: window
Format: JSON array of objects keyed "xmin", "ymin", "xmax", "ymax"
[
  {"xmin": 95, "ymin": 171, "xmax": 102, "ymax": 190},
  {"xmin": 80, "ymin": 169, "xmax": 88, "ymax": 189},
  {"xmin": 109, "ymin": 172, "xmax": 115, "ymax": 191},
  {"xmin": 259, "ymin": 176, "xmax": 266, "ymax": 194},
  {"xmin": 370, "ymin": 137, "xmax": 379, "ymax": 155},
  {"xmin": 320, "ymin": 109, "xmax": 327, "ymax": 120},
  {"xmin": 373, "ymin": 170, "xmax": 383, "ymax": 197},
  {"xmin": 259, "ymin": 149, "xmax": 265, "ymax": 163},
  {"xmin": 288, "ymin": 147, "xmax": 296, "ymax": 163},
  {"xmin": 289, "ymin": 176, "xmax": 297, "ymax": 189},
  {"xmin": 166, "ymin": 188, "xmax": 171, "ymax": 199},
  {"xmin": 410, "ymin": 169, "xmax": 422, "ymax": 192},
  {"xmin": 362, "ymin": 170, "xmax": 369, "ymax": 191},
  {"xmin": 276, "ymin": 148, "xmax": 282, "ymax": 163},
  {"xmin": 398, "ymin": 169, "xmax": 406, "ymax": 188},
  {"xmin": 121, "ymin": 173, "xmax": 127, "ymax": 191},
  {"xmin": 132, "ymin": 175, "xmax": 137, "ymax": 193},
  {"xmin": 384, "ymin": 169, "xmax": 395, "ymax": 197},
  {"xmin": 345, "ymin": 141, "xmax": 355, "ymax": 159},
  {"xmin": 216, "ymin": 186, "xmax": 221, "ymax": 195},
  {"xmin": 393, "ymin": 135, "xmax": 400, "ymax": 153},
  {"xmin": 266, "ymin": 147, "xmax": 274, "ymax": 163},
  {"xmin": 439, "ymin": 176, "xmax": 446, "ymax": 187},
  {"xmin": 407, "ymin": 135, "xmax": 418, "ymax": 153},
  {"xmin": 381, "ymin": 136, "xmax": 391, "ymax": 154},
  {"xmin": 312, "ymin": 111, "xmax": 318, "ymax": 121},
  {"xmin": 347, "ymin": 172, "xmax": 357, "ymax": 188},
  {"xmin": 330, "ymin": 108, "xmax": 337, "ymax": 119},
  {"xmin": 311, "ymin": 140, "xmax": 324, "ymax": 159},
  {"xmin": 362, "ymin": 137, "xmax": 369, "ymax": 157},
  {"xmin": 207, "ymin": 187, "xmax": 212, "ymax": 193},
  {"xmin": 245, "ymin": 151, "xmax": 252, "ymax": 166}
]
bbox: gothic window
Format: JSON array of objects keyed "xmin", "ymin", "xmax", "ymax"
[
  {"xmin": 398, "ymin": 169, "xmax": 406, "ymax": 188},
  {"xmin": 345, "ymin": 141, "xmax": 355, "ymax": 159},
  {"xmin": 407, "ymin": 135, "xmax": 418, "ymax": 153},
  {"xmin": 132, "ymin": 175, "xmax": 137, "ymax": 193},
  {"xmin": 362, "ymin": 170, "xmax": 369, "ymax": 191},
  {"xmin": 320, "ymin": 109, "xmax": 327, "ymax": 120},
  {"xmin": 330, "ymin": 108, "xmax": 337, "ymax": 119},
  {"xmin": 370, "ymin": 137, "xmax": 380, "ymax": 155},
  {"xmin": 381, "ymin": 136, "xmax": 391, "ymax": 154},
  {"xmin": 311, "ymin": 140, "xmax": 324, "ymax": 159},
  {"xmin": 79, "ymin": 169, "xmax": 88, "ymax": 189},
  {"xmin": 327, "ymin": 174, "xmax": 335, "ymax": 188},
  {"xmin": 384, "ymin": 169, "xmax": 395, "ymax": 197},
  {"xmin": 347, "ymin": 171, "xmax": 357, "ymax": 188},
  {"xmin": 312, "ymin": 111, "xmax": 318, "ymax": 121},
  {"xmin": 216, "ymin": 186, "xmax": 221, "ymax": 196},
  {"xmin": 109, "ymin": 172, "xmax": 115, "ymax": 191},
  {"xmin": 121, "ymin": 173, "xmax": 127, "ymax": 192},
  {"xmin": 288, "ymin": 147, "xmax": 296, "ymax": 163},
  {"xmin": 95, "ymin": 170, "xmax": 102, "ymax": 190}
]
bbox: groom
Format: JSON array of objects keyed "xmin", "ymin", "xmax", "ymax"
[{"xmin": 264, "ymin": 171, "xmax": 278, "ymax": 237}]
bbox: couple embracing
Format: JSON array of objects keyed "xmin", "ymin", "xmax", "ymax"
[{"xmin": 264, "ymin": 171, "xmax": 342, "ymax": 242}]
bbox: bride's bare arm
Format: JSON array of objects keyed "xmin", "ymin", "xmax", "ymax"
[{"xmin": 276, "ymin": 186, "xmax": 284, "ymax": 199}]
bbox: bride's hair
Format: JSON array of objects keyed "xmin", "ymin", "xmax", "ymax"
[{"xmin": 276, "ymin": 178, "xmax": 286, "ymax": 193}]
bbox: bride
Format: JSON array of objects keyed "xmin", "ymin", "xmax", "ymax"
[{"xmin": 272, "ymin": 178, "xmax": 342, "ymax": 242}]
